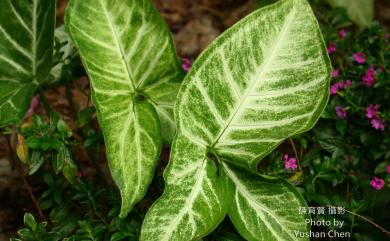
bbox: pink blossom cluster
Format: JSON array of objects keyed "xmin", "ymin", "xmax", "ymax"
[
  {"xmin": 361, "ymin": 66, "xmax": 375, "ymax": 87},
  {"xmin": 338, "ymin": 29, "xmax": 346, "ymax": 39},
  {"xmin": 365, "ymin": 104, "xmax": 385, "ymax": 131},
  {"xmin": 182, "ymin": 58, "xmax": 191, "ymax": 72},
  {"xmin": 335, "ymin": 106, "xmax": 347, "ymax": 119},
  {"xmin": 283, "ymin": 154, "xmax": 297, "ymax": 170},
  {"xmin": 332, "ymin": 68, "xmax": 339, "ymax": 78},
  {"xmin": 370, "ymin": 177, "xmax": 385, "ymax": 190},
  {"xmin": 353, "ymin": 52, "xmax": 366, "ymax": 64},
  {"xmin": 330, "ymin": 79, "xmax": 351, "ymax": 95},
  {"xmin": 327, "ymin": 42, "xmax": 336, "ymax": 54}
]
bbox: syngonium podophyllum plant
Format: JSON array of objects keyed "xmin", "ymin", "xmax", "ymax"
[
  {"xmin": 65, "ymin": 0, "xmax": 331, "ymax": 240},
  {"xmin": 1, "ymin": 0, "xmax": 331, "ymax": 240}
]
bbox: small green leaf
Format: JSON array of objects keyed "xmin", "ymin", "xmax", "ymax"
[
  {"xmin": 45, "ymin": 25, "xmax": 79, "ymax": 85},
  {"xmin": 110, "ymin": 232, "xmax": 128, "ymax": 241},
  {"xmin": 0, "ymin": 0, "xmax": 56, "ymax": 126},
  {"xmin": 42, "ymin": 232, "xmax": 62, "ymax": 241},
  {"xmin": 53, "ymin": 147, "xmax": 66, "ymax": 174},
  {"xmin": 28, "ymin": 151, "xmax": 44, "ymax": 175},
  {"xmin": 57, "ymin": 119, "xmax": 72, "ymax": 138},
  {"xmin": 375, "ymin": 162, "xmax": 388, "ymax": 174},
  {"xmin": 23, "ymin": 213, "xmax": 36, "ymax": 230},
  {"xmin": 17, "ymin": 229, "xmax": 35, "ymax": 241},
  {"xmin": 76, "ymin": 107, "xmax": 95, "ymax": 127},
  {"xmin": 59, "ymin": 145, "xmax": 77, "ymax": 183}
]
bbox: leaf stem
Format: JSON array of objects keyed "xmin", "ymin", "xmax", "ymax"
[
  {"xmin": 289, "ymin": 136, "xmax": 301, "ymax": 171},
  {"xmin": 38, "ymin": 90, "xmax": 52, "ymax": 117},
  {"xmin": 65, "ymin": 81, "xmax": 77, "ymax": 119}
]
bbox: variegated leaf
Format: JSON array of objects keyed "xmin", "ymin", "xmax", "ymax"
[
  {"xmin": 45, "ymin": 25, "xmax": 78, "ymax": 85},
  {"xmin": 175, "ymin": 0, "xmax": 331, "ymax": 171},
  {"xmin": 0, "ymin": 0, "xmax": 56, "ymax": 126},
  {"xmin": 65, "ymin": 0, "xmax": 182, "ymax": 217},
  {"xmin": 222, "ymin": 163, "xmax": 310, "ymax": 241},
  {"xmin": 140, "ymin": 134, "xmax": 228, "ymax": 241},
  {"xmin": 142, "ymin": 0, "xmax": 330, "ymax": 239},
  {"xmin": 327, "ymin": 0, "xmax": 373, "ymax": 29}
]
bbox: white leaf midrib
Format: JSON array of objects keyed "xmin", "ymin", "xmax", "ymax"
[
  {"xmin": 160, "ymin": 158, "xmax": 207, "ymax": 241},
  {"xmin": 210, "ymin": 6, "xmax": 296, "ymax": 149},
  {"xmin": 31, "ymin": 0, "xmax": 37, "ymax": 80},
  {"xmin": 97, "ymin": 0, "xmax": 136, "ymax": 92}
]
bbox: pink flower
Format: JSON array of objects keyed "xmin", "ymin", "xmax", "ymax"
[
  {"xmin": 365, "ymin": 104, "xmax": 380, "ymax": 119},
  {"xmin": 361, "ymin": 66, "xmax": 375, "ymax": 87},
  {"xmin": 335, "ymin": 106, "xmax": 346, "ymax": 119},
  {"xmin": 327, "ymin": 42, "xmax": 336, "ymax": 54},
  {"xmin": 353, "ymin": 52, "xmax": 366, "ymax": 64},
  {"xmin": 283, "ymin": 154, "xmax": 298, "ymax": 170},
  {"xmin": 345, "ymin": 79, "xmax": 352, "ymax": 87},
  {"xmin": 377, "ymin": 67, "xmax": 383, "ymax": 73},
  {"xmin": 76, "ymin": 171, "xmax": 83, "ymax": 177},
  {"xmin": 330, "ymin": 84, "xmax": 339, "ymax": 95},
  {"xmin": 387, "ymin": 164, "xmax": 390, "ymax": 174},
  {"xmin": 338, "ymin": 29, "xmax": 347, "ymax": 39},
  {"xmin": 339, "ymin": 28, "xmax": 347, "ymax": 39},
  {"xmin": 332, "ymin": 68, "xmax": 339, "ymax": 78},
  {"xmin": 329, "ymin": 80, "xmax": 349, "ymax": 95},
  {"xmin": 182, "ymin": 58, "xmax": 191, "ymax": 72},
  {"xmin": 370, "ymin": 177, "xmax": 385, "ymax": 190},
  {"xmin": 371, "ymin": 118, "xmax": 385, "ymax": 131}
]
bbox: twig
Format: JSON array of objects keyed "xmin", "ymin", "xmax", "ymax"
[
  {"xmin": 79, "ymin": 181, "xmax": 108, "ymax": 225},
  {"xmin": 326, "ymin": 205, "xmax": 390, "ymax": 237},
  {"xmin": 18, "ymin": 167, "xmax": 46, "ymax": 222},
  {"xmin": 7, "ymin": 136, "xmax": 48, "ymax": 225}
]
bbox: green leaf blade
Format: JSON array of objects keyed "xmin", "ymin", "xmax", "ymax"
[
  {"xmin": 65, "ymin": 0, "xmax": 181, "ymax": 216},
  {"xmin": 175, "ymin": 0, "xmax": 331, "ymax": 170},
  {"xmin": 327, "ymin": 0, "xmax": 373, "ymax": 29},
  {"xmin": 0, "ymin": 0, "xmax": 56, "ymax": 126},
  {"xmin": 65, "ymin": 0, "xmax": 183, "ymax": 143},
  {"xmin": 140, "ymin": 134, "xmax": 228, "ymax": 241},
  {"xmin": 222, "ymin": 163, "xmax": 310, "ymax": 241}
]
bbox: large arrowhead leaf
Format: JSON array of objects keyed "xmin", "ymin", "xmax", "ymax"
[
  {"xmin": 65, "ymin": 0, "xmax": 183, "ymax": 217},
  {"xmin": 222, "ymin": 163, "xmax": 310, "ymax": 241},
  {"xmin": 0, "ymin": 0, "xmax": 56, "ymax": 126},
  {"xmin": 327, "ymin": 0, "xmax": 373, "ymax": 29},
  {"xmin": 141, "ymin": 134, "xmax": 228, "ymax": 241},
  {"xmin": 142, "ymin": 0, "xmax": 330, "ymax": 239},
  {"xmin": 175, "ymin": 0, "xmax": 331, "ymax": 171}
]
